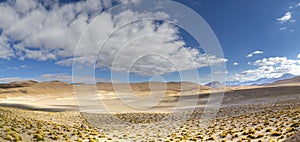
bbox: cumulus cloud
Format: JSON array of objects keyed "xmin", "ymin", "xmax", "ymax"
[
  {"xmin": 0, "ymin": 0, "xmax": 107, "ymax": 60},
  {"xmin": 93, "ymin": 26, "xmax": 228, "ymax": 75},
  {"xmin": 297, "ymin": 53, "xmax": 300, "ymax": 58},
  {"xmin": 277, "ymin": 12, "xmax": 292, "ymax": 23},
  {"xmin": 0, "ymin": 46, "xmax": 14, "ymax": 59},
  {"xmin": 0, "ymin": 35, "xmax": 14, "ymax": 59},
  {"xmin": 247, "ymin": 50, "xmax": 263, "ymax": 58},
  {"xmin": 0, "ymin": 0, "xmax": 227, "ymax": 76},
  {"xmin": 233, "ymin": 62, "xmax": 239, "ymax": 66},
  {"xmin": 233, "ymin": 56, "xmax": 300, "ymax": 81}
]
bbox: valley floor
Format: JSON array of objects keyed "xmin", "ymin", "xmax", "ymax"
[{"xmin": 0, "ymin": 97, "xmax": 299, "ymax": 141}]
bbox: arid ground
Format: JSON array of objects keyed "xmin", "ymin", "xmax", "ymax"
[{"xmin": 0, "ymin": 79, "xmax": 299, "ymax": 141}]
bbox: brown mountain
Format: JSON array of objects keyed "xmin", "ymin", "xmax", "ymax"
[
  {"xmin": 0, "ymin": 80, "xmax": 38, "ymax": 88},
  {"xmin": 96, "ymin": 82, "xmax": 210, "ymax": 92},
  {"xmin": 267, "ymin": 76, "xmax": 300, "ymax": 86},
  {"xmin": 0, "ymin": 81, "xmax": 73, "ymax": 98},
  {"xmin": 0, "ymin": 81, "xmax": 211, "ymax": 98}
]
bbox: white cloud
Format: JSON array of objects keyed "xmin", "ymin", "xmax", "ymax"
[
  {"xmin": 233, "ymin": 62, "xmax": 239, "ymax": 66},
  {"xmin": 289, "ymin": 3, "xmax": 300, "ymax": 9},
  {"xmin": 233, "ymin": 56, "xmax": 300, "ymax": 81},
  {"xmin": 279, "ymin": 4, "xmax": 299, "ymax": 31},
  {"xmin": 0, "ymin": 35, "xmax": 14, "ymax": 59},
  {"xmin": 297, "ymin": 53, "xmax": 300, "ymax": 58},
  {"xmin": 251, "ymin": 57, "xmax": 288, "ymax": 66},
  {"xmin": 118, "ymin": 0, "xmax": 142, "ymax": 4},
  {"xmin": 6, "ymin": 65, "xmax": 27, "ymax": 70},
  {"xmin": 213, "ymin": 70, "xmax": 228, "ymax": 74},
  {"xmin": 277, "ymin": 12, "xmax": 292, "ymax": 23},
  {"xmin": 279, "ymin": 27, "xmax": 287, "ymax": 31},
  {"xmin": 0, "ymin": 0, "xmax": 110, "ymax": 61},
  {"xmin": 0, "ymin": 0, "xmax": 227, "ymax": 76},
  {"xmin": 288, "ymin": 3, "xmax": 300, "ymax": 9},
  {"xmin": 247, "ymin": 50, "xmax": 263, "ymax": 58},
  {"xmin": 14, "ymin": 0, "xmax": 37, "ymax": 14},
  {"xmin": 0, "ymin": 46, "xmax": 14, "ymax": 59}
]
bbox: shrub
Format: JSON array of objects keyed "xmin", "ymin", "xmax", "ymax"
[
  {"xmin": 34, "ymin": 134, "xmax": 44, "ymax": 141},
  {"xmin": 291, "ymin": 122, "xmax": 299, "ymax": 128},
  {"xmin": 196, "ymin": 135, "xmax": 204, "ymax": 139},
  {"xmin": 5, "ymin": 135, "xmax": 13, "ymax": 141},
  {"xmin": 276, "ymin": 127, "xmax": 282, "ymax": 132},
  {"xmin": 286, "ymin": 127, "xmax": 296, "ymax": 133},
  {"xmin": 266, "ymin": 128, "xmax": 272, "ymax": 132},
  {"xmin": 264, "ymin": 120, "xmax": 270, "ymax": 125},
  {"xmin": 270, "ymin": 131, "xmax": 282, "ymax": 136},
  {"xmin": 249, "ymin": 129, "xmax": 256, "ymax": 134},
  {"xmin": 51, "ymin": 135, "xmax": 60, "ymax": 140},
  {"xmin": 220, "ymin": 132, "xmax": 227, "ymax": 138},
  {"xmin": 207, "ymin": 136, "xmax": 215, "ymax": 141},
  {"xmin": 255, "ymin": 126, "xmax": 263, "ymax": 131},
  {"xmin": 257, "ymin": 134, "xmax": 264, "ymax": 138},
  {"xmin": 287, "ymin": 132, "xmax": 295, "ymax": 137},
  {"xmin": 247, "ymin": 134, "xmax": 256, "ymax": 139},
  {"xmin": 14, "ymin": 135, "xmax": 22, "ymax": 141},
  {"xmin": 232, "ymin": 133, "xmax": 238, "ymax": 138}
]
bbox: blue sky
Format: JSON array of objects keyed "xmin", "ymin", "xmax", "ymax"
[{"xmin": 0, "ymin": 0, "xmax": 300, "ymax": 84}]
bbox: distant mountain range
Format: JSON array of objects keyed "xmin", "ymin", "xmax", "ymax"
[
  {"xmin": 205, "ymin": 81, "xmax": 225, "ymax": 88},
  {"xmin": 225, "ymin": 73, "xmax": 297, "ymax": 86},
  {"xmin": 267, "ymin": 76, "xmax": 300, "ymax": 86}
]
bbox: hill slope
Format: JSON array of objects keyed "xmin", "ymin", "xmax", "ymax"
[
  {"xmin": 96, "ymin": 82, "xmax": 210, "ymax": 92},
  {"xmin": 0, "ymin": 81, "xmax": 211, "ymax": 98},
  {"xmin": 0, "ymin": 81, "xmax": 73, "ymax": 98},
  {"xmin": 267, "ymin": 76, "xmax": 300, "ymax": 86}
]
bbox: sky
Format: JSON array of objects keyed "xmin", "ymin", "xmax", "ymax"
[{"xmin": 0, "ymin": 0, "xmax": 300, "ymax": 84}]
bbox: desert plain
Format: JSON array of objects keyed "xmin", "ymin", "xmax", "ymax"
[{"xmin": 0, "ymin": 77, "xmax": 299, "ymax": 142}]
